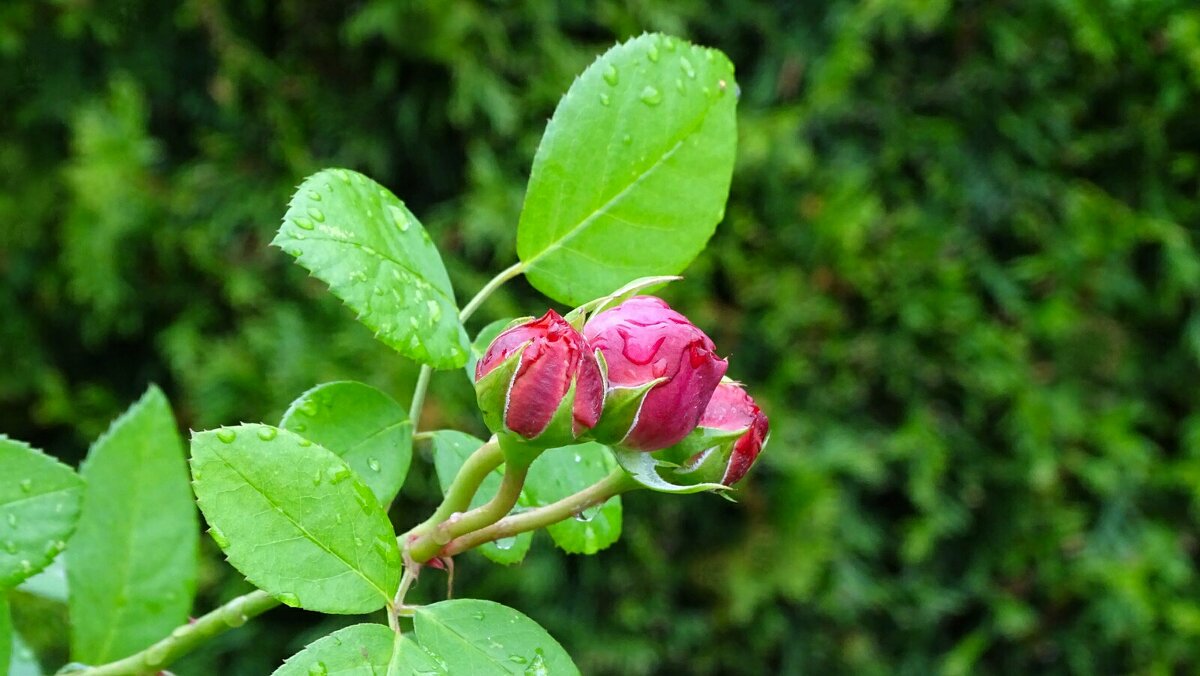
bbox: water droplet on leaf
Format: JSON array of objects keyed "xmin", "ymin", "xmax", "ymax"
[
  {"xmin": 208, "ymin": 526, "xmax": 230, "ymax": 549},
  {"xmin": 7, "ymin": 513, "xmax": 16, "ymax": 526},
  {"xmin": 328, "ymin": 465, "xmax": 352, "ymax": 484},
  {"xmin": 307, "ymin": 207, "xmax": 325, "ymax": 223},
  {"xmin": 508, "ymin": 655, "xmax": 529, "ymax": 665},
  {"xmin": 602, "ymin": 64, "xmax": 619, "ymax": 86},
  {"xmin": 307, "ymin": 190, "xmax": 322, "ymax": 201},
  {"xmin": 494, "ymin": 536, "xmax": 516, "ymax": 551},
  {"xmin": 680, "ymin": 57, "xmax": 696, "ymax": 79},
  {"xmin": 308, "ymin": 663, "xmax": 328, "ymax": 676},
  {"xmin": 277, "ymin": 592, "xmax": 301, "ymax": 607},
  {"xmin": 599, "ymin": 92, "xmax": 610, "ymax": 106},
  {"xmin": 639, "ymin": 86, "xmax": 662, "ymax": 106},
  {"xmin": 388, "ymin": 205, "xmax": 411, "ymax": 232},
  {"xmin": 257, "ymin": 427, "xmax": 277, "ymax": 441},
  {"xmin": 216, "ymin": 429, "xmax": 237, "ymax": 444},
  {"xmin": 367, "ymin": 457, "xmax": 381, "ymax": 472},
  {"xmin": 294, "ymin": 217, "xmax": 315, "ymax": 230},
  {"xmin": 647, "ymin": 44, "xmax": 660, "ymax": 62}
]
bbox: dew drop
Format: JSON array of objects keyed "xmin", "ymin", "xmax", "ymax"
[
  {"xmin": 524, "ymin": 650, "xmax": 549, "ymax": 676},
  {"xmin": 675, "ymin": 77, "xmax": 685, "ymax": 93},
  {"xmin": 277, "ymin": 592, "xmax": 301, "ymax": 607},
  {"xmin": 19, "ymin": 559, "xmax": 32, "ymax": 572},
  {"xmin": 307, "ymin": 207, "xmax": 325, "ymax": 223},
  {"xmin": 494, "ymin": 536, "xmax": 516, "ymax": 551},
  {"xmin": 221, "ymin": 596, "xmax": 248, "ymax": 627},
  {"xmin": 472, "ymin": 611, "xmax": 486, "ymax": 621},
  {"xmin": 647, "ymin": 44, "xmax": 660, "ymax": 62},
  {"xmin": 3, "ymin": 541, "xmax": 16, "ymax": 554},
  {"xmin": 574, "ymin": 453, "xmax": 582, "ymax": 463},
  {"xmin": 307, "ymin": 190, "xmax": 322, "ymax": 201},
  {"xmin": 336, "ymin": 170, "xmax": 352, "ymax": 184},
  {"xmin": 216, "ymin": 429, "xmax": 237, "ymax": 444},
  {"xmin": 705, "ymin": 50, "xmax": 715, "ymax": 62},
  {"xmin": 599, "ymin": 92, "xmax": 611, "ymax": 106},
  {"xmin": 508, "ymin": 655, "xmax": 529, "ymax": 665},
  {"xmin": 622, "ymin": 134, "xmax": 632, "ymax": 145},
  {"xmin": 639, "ymin": 86, "xmax": 662, "ymax": 106},
  {"xmin": 680, "ymin": 57, "xmax": 696, "ymax": 79},
  {"xmin": 19, "ymin": 478, "xmax": 32, "ymax": 493},
  {"xmin": 46, "ymin": 539, "xmax": 65, "ymax": 555},
  {"xmin": 718, "ymin": 79, "xmax": 728, "ymax": 96},
  {"xmin": 574, "ymin": 504, "xmax": 600, "ymax": 522},
  {"xmin": 602, "ymin": 64, "xmax": 619, "ymax": 86},
  {"xmin": 367, "ymin": 457, "xmax": 381, "ymax": 472},
  {"xmin": 297, "ymin": 438, "xmax": 313, "ymax": 447},
  {"xmin": 663, "ymin": 36, "xmax": 677, "ymax": 51},
  {"xmin": 294, "ymin": 217, "xmax": 315, "ymax": 230},
  {"xmin": 308, "ymin": 662, "xmax": 329, "ymax": 676},
  {"xmin": 427, "ymin": 300, "xmax": 442, "ymax": 322},
  {"xmin": 352, "ymin": 482, "xmax": 375, "ymax": 511},
  {"xmin": 328, "ymin": 465, "xmax": 352, "ymax": 484},
  {"xmin": 207, "ymin": 527, "xmax": 229, "ymax": 551},
  {"xmin": 144, "ymin": 641, "xmax": 170, "ymax": 667},
  {"xmin": 299, "ymin": 399, "xmax": 319, "ymax": 417},
  {"xmin": 312, "ymin": 470, "xmax": 322, "ymax": 486},
  {"xmin": 257, "ymin": 427, "xmax": 278, "ymax": 442},
  {"xmin": 388, "ymin": 205, "xmax": 411, "ymax": 232},
  {"xmin": 7, "ymin": 513, "xmax": 16, "ymax": 527}
]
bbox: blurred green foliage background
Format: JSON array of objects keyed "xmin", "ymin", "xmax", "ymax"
[{"xmin": 4, "ymin": 0, "xmax": 1200, "ymax": 673}]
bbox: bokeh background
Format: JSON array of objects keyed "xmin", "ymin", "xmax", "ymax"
[{"xmin": 4, "ymin": 1, "xmax": 1200, "ymax": 674}]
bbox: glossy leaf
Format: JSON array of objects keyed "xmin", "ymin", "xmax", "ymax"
[
  {"xmin": 414, "ymin": 599, "xmax": 578, "ymax": 675},
  {"xmin": 191, "ymin": 424, "xmax": 400, "ymax": 614},
  {"xmin": 430, "ymin": 431, "xmax": 532, "ymax": 565},
  {"xmin": 613, "ymin": 447, "xmax": 730, "ymax": 495},
  {"xmin": 272, "ymin": 623, "xmax": 400, "ymax": 676},
  {"xmin": 274, "ymin": 168, "xmax": 471, "ymax": 369},
  {"xmin": 524, "ymin": 443, "xmax": 623, "ymax": 554},
  {"xmin": 68, "ymin": 386, "xmax": 198, "ymax": 663},
  {"xmin": 465, "ymin": 318, "xmax": 515, "ymax": 383},
  {"xmin": 0, "ymin": 437, "xmax": 83, "ymax": 588},
  {"xmin": 280, "ymin": 381, "xmax": 412, "ymax": 505},
  {"xmin": 517, "ymin": 33, "xmax": 738, "ymax": 305}
]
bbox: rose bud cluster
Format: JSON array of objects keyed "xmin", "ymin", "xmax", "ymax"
[
  {"xmin": 473, "ymin": 310, "xmax": 604, "ymax": 448},
  {"xmin": 474, "ymin": 295, "xmax": 769, "ymax": 484}
]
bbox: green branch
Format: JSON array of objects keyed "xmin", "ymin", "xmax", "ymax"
[
  {"xmin": 76, "ymin": 590, "xmax": 280, "ymax": 676},
  {"xmin": 443, "ymin": 468, "xmax": 640, "ymax": 556}
]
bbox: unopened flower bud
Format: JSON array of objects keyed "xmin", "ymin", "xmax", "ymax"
[
  {"xmin": 474, "ymin": 310, "xmax": 604, "ymax": 447},
  {"xmin": 658, "ymin": 380, "xmax": 770, "ymax": 486},
  {"xmin": 584, "ymin": 296, "xmax": 727, "ymax": 451}
]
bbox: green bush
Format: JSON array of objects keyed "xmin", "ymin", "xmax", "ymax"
[{"xmin": 3, "ymin": 1, "xmax": 1200, "ymax": 673}]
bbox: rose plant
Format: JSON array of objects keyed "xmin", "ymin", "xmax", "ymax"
[{"xmin": 0, "ymin": 33, "xmax": 768, "ymax": 674}]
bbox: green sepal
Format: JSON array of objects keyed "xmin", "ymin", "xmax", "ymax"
[
  {"xmin": 589, "ymin": 377, "xmax": 664, "ymax": 446},
  {"xmin": 565, "ymin": 275, "xmax": 682, "ymax": 327},
  {"xmin": 612, "ymin": 447, "xmax": 731, "ymax": 495},
  {"xmin": 654, "ymin": 425, "xmax": 748, "ymax": 466},
  {"xmin": 473, "ymin": 340, "xmax": 530, "ymax": 436}
]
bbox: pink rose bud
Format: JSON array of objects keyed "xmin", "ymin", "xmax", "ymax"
[
  {"xmin": 656, "ymin": 380, "xmax": 770, "ymax": 486},
  {"xmin": 474, "ymin": 310, "xmax": 604, "ymax": 447},
  {"xmin": 584, "ymin": 296, "xmax": 728, "ymax": 451}
]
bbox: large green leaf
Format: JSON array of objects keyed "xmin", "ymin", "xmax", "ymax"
[
  {"xmin": 272, "ymin": 623, "xmax": 412, "ymax": 676},
  {"xmin": 524, "ymin": 443, "xmax": 622, "ymax": 555},
  {"xmin": 413, "ymin": 599, "xmax": 578, "ymax": 675},
  {"xmin": 274, "ymin": 168, "xmax": 471, "ymax": 369},
  {"xmin": 430, "ymin": 431, "xmax": 532, "ymax": 565},
  {"xmin": 280, "ymin": 381, "xmax": 412, "ymax": 505},
  {"xmin": 191, "ymin": 424, "xmax": 400, "ymax": 613},
  {"xmin": 517, "ymin": 33, "xmax": 738, "ymax": 305},
  {"xmin": 0, "ymin": 437, "xmax": 83, "ymax": 588},
  {"xmin": 67, "ymin": 386, "xmax": 198, "ymax": 663}
]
